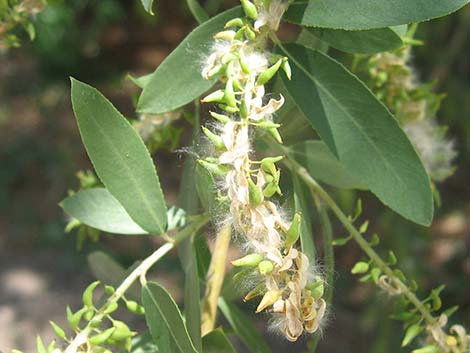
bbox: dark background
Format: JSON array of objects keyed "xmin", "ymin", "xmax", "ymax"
[{"xmin": 0, "ymin": 1, "xmax": 469, "ymax": 352}]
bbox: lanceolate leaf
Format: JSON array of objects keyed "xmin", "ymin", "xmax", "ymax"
[
  {"xmin": 137, "ymin": 7, "xmax": 242, "ymax": 114},
  {"xmin": 140, "ymin": 0, "xmax": 155, "ymax": 15},
  {"xmin": 71, "ymin": 79, "xmax": 167, "ymax": 234},
  {"xmin": 186, "ymin": 0, "xmax": 209, "ymax": 24},
  {"xmin": 202, "ymin": 329, "xmax": 237, "ymax": 353},
  {"xmin": 279, "ymin": 44, "xmax": 433, "ymax": 225},
  {"xmin": 61, "ymin": 188, "xmax": 148, "ymax": 235},
  {"xmin": 290, "ymin": 140, "xmax": 368, "ymax": 190},
  {"xmin": 284, "ymin": 0, "xmax": 470, "ymax": 30},
  {"xmin": 306, "ymin": 27, "xmax": 403, "ymax": 54},
  {"xmin": 218, "ymin": 299, "xmax": 271, "ymax": 353},
  {"xmin": 142, "ymin": 282, "xmax": 199, "ymax": 353}
]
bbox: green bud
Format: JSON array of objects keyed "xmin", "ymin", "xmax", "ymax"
[
  {"xmin": 234, "ymin": 26, "xmax": 246, "ymax": 40},
  {"xmin": 202, "ymin": 126, "xmax": 225, "ymax": 150},
  {"xmin": 307, "ymin": 280, "xmax": 324, "ymax": 300},
  {"xmin": 214, "ymin": 30, "xmax": 236, "ymax": 40},
  {"xmin": 240, "ymin": 99, "xmax": 248, "ymax": 119},
  {"xmin": 103, "ymin": 302, "xmax": 119, "ymax": 315},
  {"xmin": 258, "ymin": 260, "xmax": 274, "ymax": 275},
  {"xmin": 36, "ymin": 336, "xmax": 47, "ymax": 353},
  {"xmin": 67, "ymin": 306, "xmax": 87, "ymax": 331},
  {"xmin": 239, "ymin": 54, "xmax": 251, "ymax": 74},
  {"xmin": 351, "ymin": 261, "xmax": 369, "ymax": 274},
  {"xmin": 225, "ymin": 18, "xmax": 245, "ymax": 28},
  {"xmin": 49, "ymin": 321, "xmax": 66, "ymax": 339},
  {"xmin": 125, "ymin": 300, "xmax": 145, "ymax": 315},
  {"xmin": 245, "ymin": 25, "xmax": 256, "ymax": 40},
  {"xmin": 197, "ymin": 160, "xmax": 228, "ymax": 177},
  {"xmin": 82, "ymin": 280, "xmax": 100, "ymax": 308},
  {"xmin": 258, "ymin": 120, "xmax": 281, "ymax": 129},
  {"xmin": 84, "ymin": 308, "xmax": 94, "ymax": 321},
  {"xmin": 262, "ymin": 182, "xmax": 277, "ymax": 198},
  {"xmin": 281, "ymin": 59, "xmax": 292, "ymax": 80},
  {"xmin": 224, "ymin": 78, "xmax": 237, "ymax": 107},
  {"xmin": 248, "ymin": 177, "xmax": 264, "ymax": 206},
  {"xmin": 260, "ymin": 156, "xmax": 283, "ymax": 175},
  {"xmin": 240, "ymin": 0, "xmax": 258, "ymax": 19},
  {"xmin": 210, "ymin": 111, "xmax": 231, "ymax": 123},
  {"xmin": 218, "ymin": 104, "xmax": 239, "ymax": 114},
  {"xmin": 89, "ymin": 327, "xmax": 116, "ymax": 345},
  {"xmin": 256, "ymin": 58, "xmax": 283, "ymax": 86},
  {"xmin": 47, "ymin": 341, "xmax": 56, "ymax": 353},
  {"xmin": 285, "ymin": 212, "xmax": 301, "ymax": 248},
  {"xmin": 104, "ymin": 285, "xmax": 115, "ymax": 295},
  {"xmin": 232, "ymin": 253, "xmax": 263, "ymax": 267},
  {"xmin": 202, "ymin": 89, "xmax": 225, "ymax": 104}
]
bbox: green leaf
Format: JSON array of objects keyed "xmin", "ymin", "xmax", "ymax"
[
  {"xmin": 138, "ymin": 7, "xmax": 242, "ymax": 114},
  {"xmin": 142, "ymin": 282, "xmax": 199, "ymax": 353},
  {"xmin": 87, "ymin": 251, "xmax": 126, "ymax": 286},
  {"xmin": 141, "ymin": 0, "xmax": 155, "ymax": 15},
  {"xmin": 202, "ymin": 329, "xmax": 237, "ymax": 353},
  {"xmin": 279, "ymin": 44, "xmax": 433, "ymax": 225},
  {"xmin": 61, "ymin": 188, "xmax": 148, "ymax": 235},
  {"xmin": 306, "ymin": 27, "xmax": 403, "ymax": 54},
  {"xmin": 284, "ymin": 0, "xmax": 470, "ymax": 30},
  {"xmin": 128, "ymin": 73, "xmax": 153, "ymax": 89},
  {"xmin": 186, "ymin": 0, "xmax": 209, "ymax": 24},
  {"xmin": 71, "ymin": 78, "xmax": 167, "ymax": 234},
  {"xmin": 293, "ymin": 175, "xmax": 316, "ymax": 261},
  {"xmin": 218, "ymin": 298, "xmax": 271, "ymax": 353},
  {"xmin": 289, "ymin": 140, "xmax": 368, "ymax": 190}
]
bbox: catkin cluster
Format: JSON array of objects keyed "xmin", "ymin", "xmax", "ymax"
[{"xmin": 198, "ymin": 0, "xmax": 326, "ymax": 341}]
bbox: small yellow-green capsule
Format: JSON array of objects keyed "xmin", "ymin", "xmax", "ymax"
[
  {"xmin": 285, "ymin": 212, "xmax": 301, "ymax": 248},
  {"xmin": 210, "ymin": 111, "xmax": 231, "ymax": 123},
  {"xmin": 240, "ymin": 0, "xmax": 258, "ymax": 19},
  {"xmin": 125, "ymin": 300, "xmax": 145, "ymax": 315},
  {"xmin": 202, "ymin": 126, "xmax": 225, "ymax": 150},
  {"xmin": 67, "ymin": 306, "xmax": 87, "ymax": 331},
  {"xmin": 256, "ymin": 58, "xmax": 283, "ymax": 86},
  {"xmin": 281, "ymin": 59, "xmax": 292, "ymax": 80},
  {"xmin": 239, "ymin": 99, "xmax": 248, "ymax": 119},
  {"xmin": 103, "ymin": 301, "xmax": 119, "ymax": 315},
  {"xmin": 268, "ymin": 127, "xmax": 283, "ymax": 143},
  {"xmin": 234, "ymin": 26, "xmax": 246, "ymax": 40},
  {"xmin": 260, "ymin": 156, "xmax": 283, "ymax": 175},
  {"xmin": 202, "ymin": 89, "xmax": 225, "ymax": 104},
  {"xmin": 307, "ymin": 280, "xmax": 325, "ymax": 300},
  {"xmin": 207, "ymin": 64, "xmax": 223, "ymax": 78},
  {"xmin": 239, "ymin": 54, "xmax": 251, "ymax": 74},
  {"xmin": 256, "ymin": 290, "xmax": 282, "ymax": 313},
  {"xmin": 224, "ymin": 78, "xmax": 237, "ymax": 108},
  {"xmin": 197, "ymin": 160, "xmax": 228, "ymax": 177},
  {"xmin": 232, "ymin": 253, "xmax": 263, "ymax": 267},
  {"xmin": 262, "ymin": 182, "xmax": 277, "ymax": 198},
  {"xmin": 258, "ymin": 120, "xmax": 281, "ymax": 129},
  {"xmin": 89, "ymin": 328, "xmax": 116, "ymax": 345},
  {"xmin": 258, "ymin": 260, "xmax": 274, "ymax": 275},
  {"xmin": 225, "ymin": 17, "xmax": 245, "ymax": 28},
  {"xmin": 49, "ymin": 321, "xmax": 66, "ymax": 339},
  {"xmin": 214, "ymin": 30, "xmax": 236, "ymax": 40},
  {"xmin": 82, "ymin": 280, "xmax": 100, "ymax": 308},
  {"xmin": 248, "ymin": 177, "xmax": 264, "ymax": 206},
  {"xmin": 218, "ymin": 104, "xmax": 239, "ymax": 114},
  {"xmin": 245, "ymin": 25, "xmax": 256, "ymax": 40}
]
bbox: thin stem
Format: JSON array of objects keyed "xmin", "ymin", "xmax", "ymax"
[
  {"xmin": 201, "ymin": 223, "xmax": 232, "ymax": 335},
  {"xmin": 294, "ymin": 163, "xmax": 436, "ymax": 326},
  {"xmin": 64, "ymin": 216, "xmax": 209, "ymax": 353}
]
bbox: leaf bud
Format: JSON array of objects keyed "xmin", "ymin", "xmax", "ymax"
[
  {"xmin": 225, "ymin": 18, "xmax": 245, "ymax": 28},
  {"xmin": 82, "ymin": 280, "xmax": 100, "ymax": 308},
  {"xmin": 285, "ymin": 212, "xmax": 301, "ymax": 248},
  {"xmin": 202, "ymin": 126, "xmax": 225, "ymax": 150},
  {"xmin": 248, "ymin": 177, "xmax": 264, "ymax": 206},
  {"xmin": 256, "ymin": 58, "xmax": 283, "ymax": 86},
  {"xmin": 258, "ymin": 260, "xmax": 274, "ymax": 275},
  {"xmin": 240, "ymin": 0, "xmax": 258, "ymax": 19},
  {"xmin": 256, "ymin": 290, "xmax": 282, "ymax": 313},
  {"xmin": 232, "ymin": 253, "xmax": 263, "ymax": 267}
]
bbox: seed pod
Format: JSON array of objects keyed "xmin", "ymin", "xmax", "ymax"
[
  {"xmin": 239, "ymin": 54, "xmax": 251, "ymax": 74},
  {"xmin": 232, "ymin": 268, "xmax": 253, "ymax": 282},
  {"xmin": 281, "ymin": 59, "xmax": 292, "ymax": 80},
  {"xmin": 111, "ymin": 320, "xmax": 135, "ymax": 341},
  {"xmin": 244, "ymin": 285, "xmax": 265, "ymax": 301},
  {"xmin": 245, "ymin": 25, "xmax": 256, "ymax": 40},
  {"xmin": 240, "ymin": 0, "xmax": 258, "ymax": 19},
  {"xmin": 202, "ymin": 89, "xmax": 225, "ymax": 104},
  {"xmin": 248, "ymin": 177, "xmax": 264, "ymax": 206},
  {"xmin": 262, "ymin": 182, "xmax": 277, "ymax": 198},
  {"xmin": 258, "ymin": 120, "xmax": 281, "ymax": 129},
  {"xmin": 402, "ymin": 324, "xmax": 423, "ymax": 347},
  {"xmin": 82, "ymin": 281, "xmax": 100, "ymax": 308},
  {"xmin": 285, "ymin": 212, "xmax": 301, "ymax": 248},
  {"xmin": 67, "ymin": 306, "xmax": 87, "ymax": 331},
  {"xmin": 210, "ymin": 111, "xmax": 231, "ymax": 123},
  {"xmin": 234, "ymin": 26, "xmax": 246, "ymax": 40},
  {"xmin": 104, "ymin": 285, "xmax": 115, "ymax": 295},
  {"xmin": 49, "ymin": 321, "xmax": 66, "ymax": 340},
  {"xmin": 218, "ymin": 104, "xmax": 239, "ymax": 114},
  {"xmin": 260, "ymin": 156, "xmax": 283, "ymax": 175},
  {"xmin": 307, "ymin": 281, "xmax": 325, "ymax": 300},
  {"xmin": 256, "ymin": 58, "xmax": 283, "ymax": 86},
  {"xmin": 240, "ymin": 99, "xmax": 248, "ymax": 119},
  {"xmin": 207, "ymin": 65, "xmax": 223, "ymax": 78},
  {"xmin": 256, "ymin": 290, "xmax": 282, "ymax": 313},
  {"xmin": 411, "ymin": 345, "xmax": 439, "ymax": 353},
  {"xmin": 214, "ymin": 30, "xmax": 236, "ymax": 40},
  {"xmin": 197, "ymin": 160, "xmax": 228, "ymax": 177},
  {"xmin": 258, "ymin": 260, "xmax": 274, "ymax": 275},
  {"xmin": 232, "ymin": 253, "xmax": 263, "ymax": 267},
  {"xmin": 89, "ymin": 328, "xmax": 116, "ymax": 345},
  {"xmin": 103, "ymin": 302, "xmax": 119, "ymax": 315},
  {"xmin": 125, "ymin": 300, "xmax": 145, "ymax": 315},
  {"xmin": 268, "ymin": 127, "xmax": 283, "ymax": 143},
  {"xmin": 221, "ymin": 52, "xmax": 237, "ymax": 65},
  {"xmin": 225, "ymin": 18, "xmax": 245, "ymax": 28},
  {"xmin": 224, "ymin": 78, "xmax": 237, "ymax": 108},
  {"xmin": 202, "ymin": 126, "xmax": 225, "ymax": 150},
  {"xmin": 36, "ymin": 336, "xmax": 47, "ymax": 353}
]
